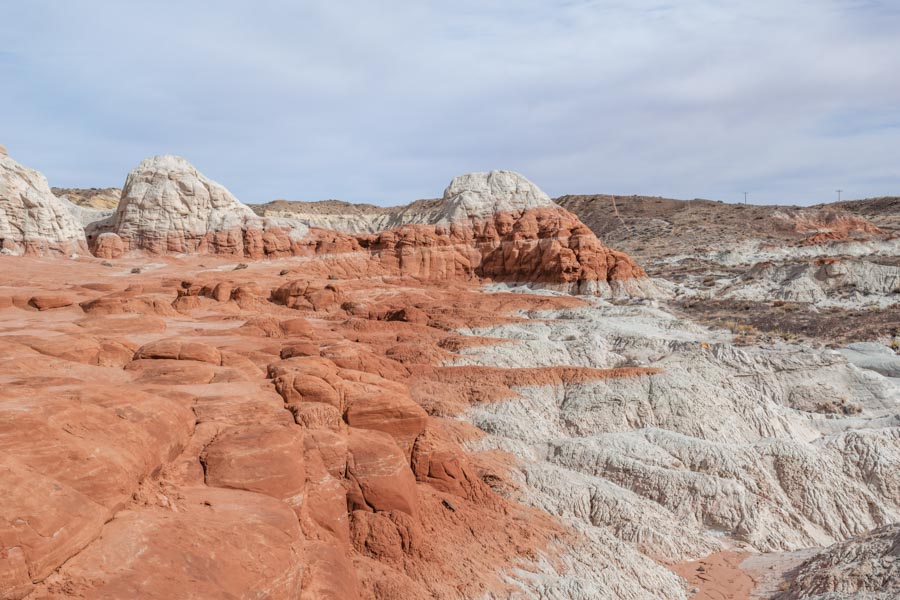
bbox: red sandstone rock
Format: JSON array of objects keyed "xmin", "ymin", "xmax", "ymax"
[
  {"xmin": 411, "ymin": 426, "xmax": 482, "ymax": 498},
  {"xmin": 350, "ymin": 509, "xmax": 421, "ymax": 565},
  {"xmin": 303, "ymin": 452, "xmax": 351, "ymax": 545},
  {"xmin": 384, "ymin": 306, "xmax": 430, "ymax": 325},
  {"xmin": 134, "ymin": 339, "xmax": 222, "ymax": 364},
  {"xmin": 299, "ymin": 541, "xmax": 361, "ymax": 600},
  {"xmin": 34, "ymin": 488, "xmax": 306, "ymax": 599},
  {"xmin": 79, "ymin": 293, "xmax": 179, "ymax": 316},
  {"xmin": 294, "ymin": 402, "xmax": 345, "ymax": 430},
  {"xmin": 799, "ymin": 230, "xmax": 852, "ymax": 246},
  {"xmin": 0, "ymin": 389, "xmax": 194, "ymax": 510},
  {"xmin": 346, "ymin": 428, "xmax": 419, "ymax": 517},
  {"xmin": 201, "ymin": 423, "xmax": 306, "ymax": 512},
  {"xmin": 359, "ymin": 206, "xmax": 650, "ymax": 295},
  {"xmin": 269, "ymin": 357, "xmax": 347, "ymax": 411},
  {"xmin": 92, "ymin": 232, "xmax": 125, "ymax": 259},
  {"xmin": 343, "ymin": 381, "xmax": 428, "ymax": 453},
  {"xmin": 27, "ymin": 295, "xmax": 74, "ymax": 311},
  {"xmin": 0, "ymin": 456, "xmax": 106, "ymax": 596},
  {"xmin": 10, "ymin": 334, "xmax": 135, "ymax": 367},
  {"xmin": 271, "ymin": 280, "xmax": 346, "ymax": 312}
]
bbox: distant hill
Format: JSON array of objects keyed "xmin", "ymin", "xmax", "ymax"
[{"xmin": 52, "ymin": 187, "xmax": 121, "ymax": 210}]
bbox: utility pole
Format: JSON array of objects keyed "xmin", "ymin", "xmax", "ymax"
[
  {"xmin": 836, "ymin": 189, "xmax": 843, "ymax": 202},
  {"xmin": 743, "ymin": 192, "xmax": 749, "ymax": 205}
]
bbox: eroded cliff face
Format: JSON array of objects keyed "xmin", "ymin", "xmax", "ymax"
[{"xmin": 0, "ymin": 150, "xmax": 88, "ymax": 256}]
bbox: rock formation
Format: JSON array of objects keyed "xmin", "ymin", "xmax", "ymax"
[
  {"xmin": 352, "ymin": 171, "xmax": 658, "ymax": 296},
  {"xmin": 59, "ymin": 197, "xmax": 115, "ymax": 228},
  {"xmin": 0, "ymin": 150, "xmax": 88, "ymax": 255},
  {"xmin": 88, "ymin": 161, "xmax": 656, "ymax": 298},
  {"xmin": 94, "ymin": 155, "xmax": 309, "ymax": 258}
]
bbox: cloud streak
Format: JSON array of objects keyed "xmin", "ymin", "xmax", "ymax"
[{"xmin": 1, "ymin": 0, "xmax": 898, "ymax": 205}]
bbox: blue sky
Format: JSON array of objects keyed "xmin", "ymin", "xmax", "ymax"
[{"xmin": 1, "ymin": 0, "xmax": 899, "ymax": 205}]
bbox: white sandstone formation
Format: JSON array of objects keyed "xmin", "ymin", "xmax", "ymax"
[
  {"xmin": 436, "ymin": 170, "xmax": 554, "ymax": 222},
  {"xmin": 0, "ymin": 150, "xmax": 88, "ymax": 256},
  {"xmin": 448, "ymin": 292, "xmax": 899, "ymax": 597},
  {"xmin": 707, "ymin": 259, "xmax": 900, "ymax": 309},
  {"xmin": 101, "ymin": 155, "xmax": 308, "ymax": 256},
  {"xmin": 701, "ymin": 238, "xmax": 900, "ymax": 268},
  {"xmin": 262, "ymin": 170, "xmax": 556, "ymax": 233},
  {"xmin": 840, "ymin": 342, "xmax": 900, "ymax": 380}
]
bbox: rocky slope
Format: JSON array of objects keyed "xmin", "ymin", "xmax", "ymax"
[
  {"xmin": 553, "ymin": 194, "xmax": 899, "ymax": 346},
  {"xmin": 0, "ymin": 147, "xmax": 88, "ymax": 256},
  {"xmin": 825, "ymin": 197, "xmax": 900, "ymax": 233}
]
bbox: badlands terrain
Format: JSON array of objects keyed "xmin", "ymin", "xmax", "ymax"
[{"xmin": 1, "ymin": 143, "xmax": 898, "ymax": 600}]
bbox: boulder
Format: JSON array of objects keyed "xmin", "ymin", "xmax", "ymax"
[
  {"xmin": 92, "ymin": 232, "xmax": 125, "ymax": 259},
  {"xmin": 271, "ymin": 280, "xmax": 346, "ymax": 312}
]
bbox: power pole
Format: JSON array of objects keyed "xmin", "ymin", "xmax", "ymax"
[
  {"xmin": 836, "ymin": 189, "xmax": 843, "ymax": 202},
  {"xmin": 743, "ymin": 192, "xmax": 749, "ymax": 205}
]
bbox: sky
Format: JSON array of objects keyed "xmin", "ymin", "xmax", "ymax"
[{"xmin": 2, "ymin": 0, "xmax": 899, "ymax": 206}]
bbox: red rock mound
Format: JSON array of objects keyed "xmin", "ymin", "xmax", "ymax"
[{"xmin": 360, "ymin": 205, "xmax": 650, "ymax": 295}]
